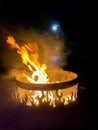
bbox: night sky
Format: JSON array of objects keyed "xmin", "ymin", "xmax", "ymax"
[
  {"xmin": 0, "ymin": 1, "xmax": 81, "ymax": 61},
  {"xmin": 0, "ymin": 1, "xmax": 98, "ymax": 129}
]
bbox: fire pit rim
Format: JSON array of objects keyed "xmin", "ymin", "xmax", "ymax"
[{"xmin": 15, "ymin": 70, "xmax": 78, "ymax": 91}]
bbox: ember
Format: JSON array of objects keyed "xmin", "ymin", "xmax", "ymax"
[{"xmin": 6, "ymin": 35, "xmax": 78, "ymax": 107}]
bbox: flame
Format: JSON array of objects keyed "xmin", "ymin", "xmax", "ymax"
[
  {"xmin": 6, "ymin": 36, "xmax": 49, "ymax": 84},
  {"xmin": 7, "ymin": 36, "xmax": 77, "ymax": 107}
]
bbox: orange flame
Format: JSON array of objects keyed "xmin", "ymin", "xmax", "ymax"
[{"xmin": 6, "ymin": 36, "xmax": 49, "ymax": 84}]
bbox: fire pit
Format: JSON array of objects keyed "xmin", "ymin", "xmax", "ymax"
[
  {"xmin": 6, "ymin": 35, "xmax": 78, "ymax": 107},
  {"xmin": 15, "ymin": 70, "xmax": 78, "ymax": 107}
]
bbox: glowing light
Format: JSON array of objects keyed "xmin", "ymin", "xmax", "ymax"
[{"xmin": 51, "ymin": 23, "xmax": 59, "ymax": 32}]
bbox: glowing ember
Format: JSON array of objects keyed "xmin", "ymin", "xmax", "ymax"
[{"xmin": 6, "ymin": 36, "xmax": 78, "ymax": 107}]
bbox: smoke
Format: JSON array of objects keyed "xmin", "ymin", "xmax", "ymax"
[{"xmin": 0, "ymin": 24, "xmax": 70, "ymax": 72}]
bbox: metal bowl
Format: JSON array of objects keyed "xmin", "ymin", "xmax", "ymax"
[{"xmin": 15, "ymin": 70, "xmax": 78, "ymax": 91}]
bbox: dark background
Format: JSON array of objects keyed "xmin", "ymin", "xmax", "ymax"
[{"xmin": 0, "ymin": 1, "xmax": 98, "ymax": 129}]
